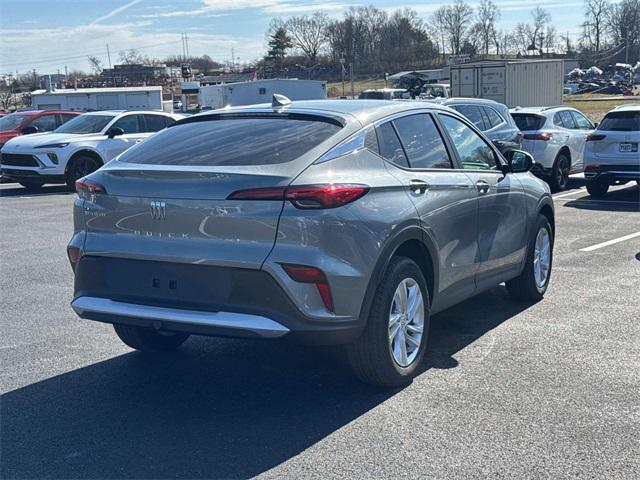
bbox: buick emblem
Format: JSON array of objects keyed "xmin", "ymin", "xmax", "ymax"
[{"xmin": 150, "ymin": 200, "xmax": 166, "ymax": 220}]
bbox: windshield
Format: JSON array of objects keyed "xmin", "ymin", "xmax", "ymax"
[
  {"xmin": 0, "ymin": 114, "xmax": 31, "ymax": 132},
  {"xmin": 598, "ymin": 111, "xmax": 640, "ymax": 131},
  {"xmin": 118, "ymin": 116, "xmax": 342, "ymax": 166},
  {"xmin": 54, "ymin": 114, "xmax": 113, "ymax": 134}
]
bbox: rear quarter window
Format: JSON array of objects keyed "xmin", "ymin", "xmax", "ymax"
[
  {"xmin": 118, "ymin": 116, "xmax": 341, "ymax": 166},
  {"xmin": 598, "ymin": 111, "xmax": 640, "ymax": 132},
  {"xmin": 512, "ymin": 114, "xmax": 546, "ymax": 131}
]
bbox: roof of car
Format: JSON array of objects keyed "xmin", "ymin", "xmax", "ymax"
[
  {"xmin": 195, "ymin": 99, "xmax": 455, "ymax": 125},
  {"xmin": 509, "ymin": 106, "xmax": 573, "ymax": 115},
  {"xmin": 82, "ymin": 110, "xmax": 178, "ymax": 116},
  {"xmin": 612, "ymin": 104, "xmax": 640, "ymax": 112},
  {"xmin": 442, "ymin": 98, "xmax": 504, "ymax": 107},
  {"xmin": 5, "ymin": 109, "xmax": 80, "ymax": 116}
]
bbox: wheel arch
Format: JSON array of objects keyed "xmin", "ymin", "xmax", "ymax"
[
  {"xmin": 65, "ymin": 149, "xmax": 104, "ymax": 174},
  {"xmin": 358, "ymin": 226, "xmax": 439, "ymax": 326},
  {"xmin": 537, "ymin": 196, "xmax": 555, "ymax": 237}
]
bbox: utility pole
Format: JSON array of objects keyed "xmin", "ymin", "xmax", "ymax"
[
  {"xmin": 185, "ymin": 34, "xmax": 190, "ymax": 59},
  {"xmin": 106, "ymin": 44, "xmax": 114, "ymax": 87},
  {"xmin": 349, "ymin": 62, "xmax": 354, "ymax": 99},
  {"xmin": 231, "ymin": 47, "xmax": 235, "ymax": 71},
  {"xmin": 340, "ymin": 56, "xmax": 345, "ymax": 97}
]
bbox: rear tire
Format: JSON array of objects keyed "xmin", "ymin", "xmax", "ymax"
[
  {"xmin": 348, "ymin": 257, "xmax": 430, "ymax": 388},
  {"xmin": 586, "ymin": 179, "xmax": 609, "ymax": 198},
  {"xmin": 549, "ymin": 153, "xmax": 570, "ymax": 192},
  {"xmin": 65, "ymin": 156, "xmax": 101, "ymax": 190},
  {"xmin": 19, "ymin": 181, "xmax": 44, "ymax": 191},
  {"xmin": 113, "ymin": 324, "xmax": 190, "ymax": 352},
  {"xmin": 506, "ymin": 215, "xmax": 553, "ymax": 301}
]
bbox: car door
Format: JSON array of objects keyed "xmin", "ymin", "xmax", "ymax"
[
  {"xmin": 376, "ymin": 113, "xmax": 480, "ymax": 311},
  {"xmin": 556, "ymin": 110, "xmax": 585, "ymax": 171},
  {"xmin": 570, "ymin": 110, "xmax": 594, "ymax": 170},
  {"xmin": 103, "ymin": 114, "xmax": 145, "ymax": 160},
  {"xmin": 437, "ymin": 112, "xmax": 528, "ymax": 290}
]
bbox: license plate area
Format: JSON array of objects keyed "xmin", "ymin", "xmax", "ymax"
[{"xmin": 619, "ymin": 143, "xmax": 638, "ymax": 152}]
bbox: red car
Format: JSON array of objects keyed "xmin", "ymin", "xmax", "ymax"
[{"xmin": 0, "ymin": 110, "xmax": 81, "ymax": 149}]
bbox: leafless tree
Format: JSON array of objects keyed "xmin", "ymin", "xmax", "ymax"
[
  {"xmin": 430, "ymin": 6, "xmax": 449, "ymax": 61},
  {"xmin": 286, "ymin": 12, "xmax": 329, "ymax": 63},
  {"xmin": 530, "ymin": 7, "xmax": 551, "ymax": 53},
  {"xmin": 582, "ymin": 0, "xmax": 610, "ymax": 52},
  {"xmin": 606, "ymin": 0, "xmax": 639, "ymax": 63},
  {"xmin": 87, "ymin": 56, "xmax": 103, "ymax": 75},
  {"xmin": 0, "ymin": 89, "xmax": 12, "ymax": 110},
  {"xmin": 442, "ymin": 0, "xmax": 474, "ymax": 55},
  {"xmin": 474, "ymin": 0, "xmax": 500, "ymax": 55},
  {"xmin": 118, "ymin": 49, "xmax": 149, "ymax": 65}
]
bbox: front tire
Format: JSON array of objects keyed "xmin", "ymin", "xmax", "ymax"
[
  {"xmin": 549, "ymin": 153, "xmax": 570, "ymax": 192},
  {"xmin": 586, "ymin": 179, "xmax": 609, "ymax": 198},
  {"xmin": 65, "ymin": 156, "xmax": 101, "ymax": 190},
  {"xmin": 113, "ymin": 324, "xmax": 190, "ymax": 352},
  {"xmin": 506, "ymin": 215, "xmax": 553, "ymax": 301},
  {"xmin": 348, "ymin": 257, "xmax": 430, "ymax": 388}
]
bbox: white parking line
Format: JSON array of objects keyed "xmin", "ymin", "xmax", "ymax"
[
  {"xmin": 553, "ymin": 188, "xmax": 586, "ymax": 199},
  {"xmin": 579, "ymin": 231, "xmax": 640, "ymax": 252}
]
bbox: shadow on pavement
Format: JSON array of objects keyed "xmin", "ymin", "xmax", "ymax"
[
  {"xmin": 1, "ymin": 286, "xmax": 533, "ymax": 479},
  {"xmin": 563, "ymin": 185, "xmax": 640, "ymax": 212},
  {"xmin": 0, "ymin": 183, "xmax": 73, "ymax": 198}
]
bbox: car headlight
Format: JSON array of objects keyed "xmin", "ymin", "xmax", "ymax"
[{"xmin": 36, "ymin": 143, "xmax": 69, "ymax": 149}]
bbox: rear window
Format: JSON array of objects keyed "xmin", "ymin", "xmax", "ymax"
[
  {"xmin": 512, "ymin": 114, "xmax": 546, "ymax": 131},
  {"xmin": 118, "ymin": 116, "xmax": 341, "ymax": 166},
  {"xmin": 598, "ymin": 111, "xmax": 640, "ymax": 132}
]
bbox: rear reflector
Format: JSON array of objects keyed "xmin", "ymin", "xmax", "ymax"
[
  {"xmin": 586, "ymin": 134, "xmax": 607, "ymax": 142},
  {"xmin": 228, "ymin": 184, "xmax": 369, "ymax": 209},
  {"xmin": 67, "ymin": 246, "xmax": 80, "ymax": 272},
  {"xmin": 523, "ymin": 132, "xmax": 553, "ymax": 141},
  {"xmin": 281, "ymin": 263, "xmax": 334, "ymax": 312},
  {"xmin": 75, "ymin": 178, "xmax": 106, "ymax": 194}
]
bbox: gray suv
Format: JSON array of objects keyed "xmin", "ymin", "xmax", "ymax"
[{"xmin": 68, "ymin": 99, "xmax": 554, "ymax": 387}]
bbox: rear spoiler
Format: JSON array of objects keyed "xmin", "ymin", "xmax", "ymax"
[{"xmin": 172, "ymin": 111, "xmax": 346, "ymax": 128}]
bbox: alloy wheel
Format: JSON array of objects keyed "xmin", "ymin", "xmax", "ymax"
[
  {"xmin": 388, "ymin": 278, "xmax": 424, "ymax": 367},
  {"xmin": 533, "ymin": 228, "xmax": 551, "ymax": 288}
]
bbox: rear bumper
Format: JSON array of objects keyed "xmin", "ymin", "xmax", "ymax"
[
  {"xmin": 72, "ymin": 256, "xmax": 364, "ymax": 345},
  {"xmin": 585, "ymin": 164, "xmax": 640, "ymax": 183}
]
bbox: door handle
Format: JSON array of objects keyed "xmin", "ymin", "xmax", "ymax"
[
  {"xmin": 409, "ymin": 179, "xmax": 429, "ymax": 194},
  {"xmin": 476, "ymin": 180, "xmax": 490, "ymax": 195}
]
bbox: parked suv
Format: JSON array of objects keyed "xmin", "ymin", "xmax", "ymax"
[
  {"xmin": 439, "ymin": 98, "xmax": 522, "ymax": 153},
  {"xmin": 510, "ymin": 106, "xmax": 594, "ymax": 191},
  {"xmin": 0, "ymin": 110, "xmax": 80, "ymax": 149},
  {"xmin": 68, "ymin": 99, "xmax": 554, "ymax": 387},
  {"xmin": 583, "ymin": 105, "xmax": 640, "ymax": 197},
  {"xmin": 0, "ymin": 110, "xmax": 182, "ymax": 190}
]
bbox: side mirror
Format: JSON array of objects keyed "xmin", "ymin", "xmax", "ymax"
[
  {"xmin": 503, "ymin": 149, "xmax": 534, "ymax": 173},
  {"xmin": 106, "ymin": 127, "xmax": 125, "ymax": 139},
  {"xmin": 21, "ymin": 125, "xmax": 38, "ymax": 135}
]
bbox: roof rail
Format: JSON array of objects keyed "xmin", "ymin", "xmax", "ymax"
[{"xmin": 541, "ymin": 105, "xmax": 564, "ymax": 111}]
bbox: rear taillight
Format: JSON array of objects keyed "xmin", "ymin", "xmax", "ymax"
[
  {"xmin": 75, "ymin": 178, "xmax": 106, "ymax": 194},
  {"xmin": 281, "ymin": 264, "xmax": 334, "ymax": 312},
  {"xmin": 517, "ymin": 132, "xmax": 524, "ymax": 141},
  {"xmin": 67, "ymin": 246, "xmax": 80, "ymax": 272},
  {"xmin": 228, "ymin": 184, "xmax": 369, "ymax": 209},
  {"xmin": 523, "ymin": 132, "xmax": 553, "ymax": 141},
  {"xmin": 586, "ymin": 134, "xmax": 607, "ymax": 142}
]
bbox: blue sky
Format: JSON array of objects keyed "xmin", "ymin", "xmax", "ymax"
[{"xmin": 1, "ymin": 0, "xmax": 588, "ymax": 74}]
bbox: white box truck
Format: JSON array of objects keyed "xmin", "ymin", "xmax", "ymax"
[
  {"xmin": 450, "ymin": 60, "xmax": 564, "ymax": 107},
  {"xmin": 31, "ymin": 86, "xmax": 164, "ymax": 112}
]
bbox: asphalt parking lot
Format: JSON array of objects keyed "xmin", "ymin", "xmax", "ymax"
[{"xmin": 1, "ymin": 179, "xmax": 639, "ymax": 479}]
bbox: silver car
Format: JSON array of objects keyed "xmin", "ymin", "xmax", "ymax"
[
  {"xmin": 68, "ymin": 98, "xmax": 554, "ymax": 387},
  {"xmin": 510, "ymin": 106, "xmax": 594, "ymax": 191}
]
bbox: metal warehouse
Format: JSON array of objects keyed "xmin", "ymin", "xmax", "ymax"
[{"xmin": 30, "ymin": 86, "xmax": 164, "ymax": 112}]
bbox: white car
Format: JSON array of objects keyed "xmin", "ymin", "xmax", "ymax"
[
  {"xmin": 0, "ymin": 110, "xmax": 183, "ymax": 190},
  {"xmin": 583, "ymin": 104, "xmax": 640, "ymax": 197},
  {"xmin": 510, "ymin": 106, "xmax": 594, "ymax": 191}
]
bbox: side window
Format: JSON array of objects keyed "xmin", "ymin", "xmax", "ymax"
[
  {"xmin": 30, "ymin": 114, "xmax": 57, "ymax": 132},
  {"xmin": 393, "ymin": 114, "xmax": 452, "ymax": 169},
  {"xmin": 364, "ymin": 128, "xmax": 379, "ymax": 155},
  {"xmin": 59, "ymin": 114, "xmax": 78, "ymax": 125},
  {"xmin": 483, "ymin": 107, "xmax": 504, "ymax": 128},
  {"xmin": 439, "ymin": 114, "xmax": 499, "ymax": 171},
  {"xmin": 558, "ymin": 110, "xmax": 577, "ymax": 129},
  {"xmin": 377, "ymin": 121, "xmax": 409, "ymax": 168},
  {"xmin": 143, "ymin": 114, "xmax": 169, "ymax": 133},
  {"xmin": 111, "ymin": 115, "xmax": 141, "ymax": 134},
  {"xmin": 571, "ymin": 111, "xmax": 593, "ymax": 130},
  {"xmin": 452, "ymin": 105, "xmax": 486, "ymax": 131}
]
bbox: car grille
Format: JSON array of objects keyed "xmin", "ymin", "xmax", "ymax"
[{"xmin": 0, "ymin": 153, "xmax": 40, "ymax": 167}]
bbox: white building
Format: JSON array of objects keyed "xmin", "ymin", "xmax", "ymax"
[
  {"xmin": 182, "ymin": 79, "xmax": 327, "ymax": 110},
  {"xmin": 31, "ymin": 86, "xmax": 164, "ymax": 112}
]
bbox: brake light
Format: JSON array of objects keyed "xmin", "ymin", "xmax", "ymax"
[
  {"xmin": 228, "ymin": 184, "xmax": 369, "ymax": 209},
  {"xmin": 67, "ymin": 246, "xmax": 80, "ymax": 272},
  {"xmin": 523, "ymin": 132, "xmax": 553, "ymax": 141},
  {"xmin": 75, "ymin": 178, "xmax": 106, "ymax": 194},
  {"xmin": 586, "ymin": 134, "xmax": 607, "ymax": 141},
  {"xmin": 281, "ymin": 264, "xmax": 334, "ymax": 312}
]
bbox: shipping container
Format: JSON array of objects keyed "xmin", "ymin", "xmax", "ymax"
[
  {"xmin": 30, "ymin": 86, "xmax": 164, "ymax": 112},
  {"xmin": 450, "ymin": 60, "xmax": 564, "ymax": 107}
]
